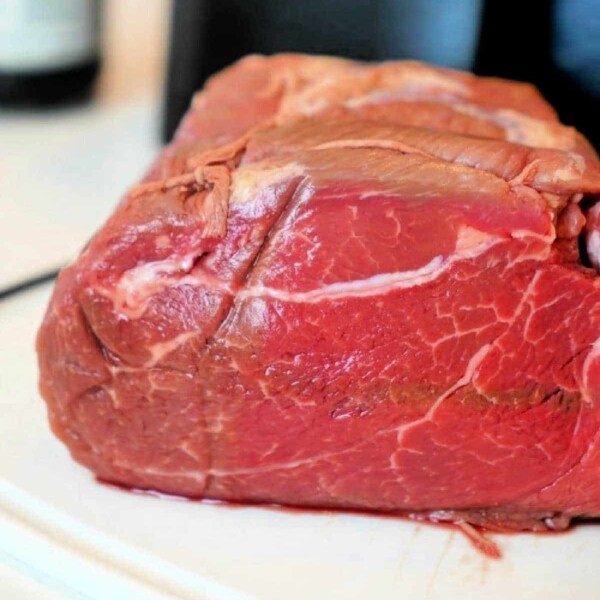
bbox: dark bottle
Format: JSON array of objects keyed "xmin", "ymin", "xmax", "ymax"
[{"xmin": 0, "ymin": 0, "xmax": 101, "ymax": 106}]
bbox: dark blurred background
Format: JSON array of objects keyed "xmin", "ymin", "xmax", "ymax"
[{"xmin": 163, "ymin": 0, "xmax": 600, "ymax": 147}]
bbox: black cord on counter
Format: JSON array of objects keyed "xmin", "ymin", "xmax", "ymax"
[{"xmin": 0, "ymin": 269, "xmax": 61, "ymax": 301}]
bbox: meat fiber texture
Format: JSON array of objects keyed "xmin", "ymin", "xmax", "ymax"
[{"xmin": 38, "ymin": 54, "xmax": 600, "ymax": 532}]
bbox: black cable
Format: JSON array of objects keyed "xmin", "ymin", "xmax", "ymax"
[{"xmin": 0, "ymin": 269, "xmax": 61, "ymax": 301}]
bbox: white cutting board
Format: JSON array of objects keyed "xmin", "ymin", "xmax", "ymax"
[{"xmin": 0, "ymin": 285, "xmax": 598, "ymax": 600}]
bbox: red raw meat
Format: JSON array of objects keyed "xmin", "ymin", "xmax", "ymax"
[{"xmin": 37, "ymin": 55, "xmax": 600, "ymax": 531}]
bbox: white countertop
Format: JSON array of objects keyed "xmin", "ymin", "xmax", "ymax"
[
  {"xmin": 0, "ymin": 100, "xmax": 161, "ymax": 288},
  {"xmin": 0, "ymin": 0, "xmax": 169, "ymax": 290}
]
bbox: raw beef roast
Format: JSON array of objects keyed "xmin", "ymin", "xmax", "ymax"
[{"xmin": 38, "ymin": 55, "xmax": 600, "ymax": 531}]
